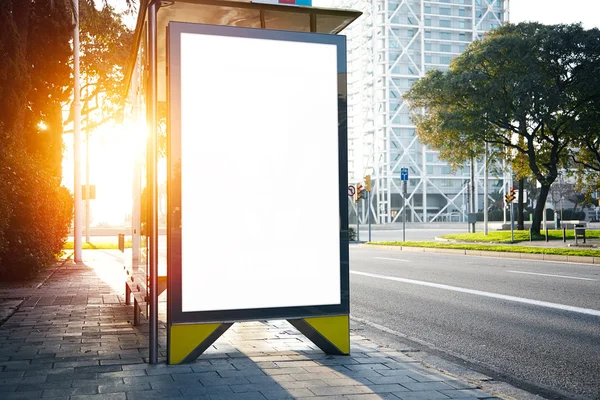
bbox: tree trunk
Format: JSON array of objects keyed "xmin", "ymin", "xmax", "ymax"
[
  {"xmin": 517, "ymin": 178, "xmax": 524, "ymax": 230},
  {"xmin": 531, "ymin": 184, "xmax": 551, "ymax": 235}
]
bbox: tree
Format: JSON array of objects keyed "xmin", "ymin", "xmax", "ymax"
[
  {"xmin": 64, "ymin": 0, "xmax": 133, "ymax": 134},
  {"xmin": 0, "ymin": 0, "xmax": 74, "ymax": 278},
  {"xmin": 405, "ymin": 23, "xmax": 600, "ymax": 235},
  {"xmin": 0, "ymin": 0, "xmax": 132, "ymax": 279}
]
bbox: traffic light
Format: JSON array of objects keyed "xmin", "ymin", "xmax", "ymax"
[
  {"xmin": 364, "ymin": 175, "xmax": 371, "ymax": 192},
  {"xmin": 355, "ymin": 184, "xmax": 364, "ymax": 203},
  {"xmin": 505, "ymin": 187, "xmax": 516, "ymax": 205}
]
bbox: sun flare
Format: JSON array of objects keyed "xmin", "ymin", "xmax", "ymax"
[{"xmin": 62, "ymin": 121, "xmax": 144, "ymax": 227}]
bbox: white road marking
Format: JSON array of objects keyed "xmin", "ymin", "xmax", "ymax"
[
  {"xmin": 374, "ymin": 257, "xmax": 410, "ymax": 262},
  {"xmin": 507, "ymin": 270, "xmax": 597, "ymax": 281},
  {"xmin": 350, "ymin": 270, "xmax": 600, "ymax": 317}
]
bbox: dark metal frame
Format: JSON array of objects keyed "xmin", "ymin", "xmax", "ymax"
[{"xmin": 167, "ymin": 22, "xmax": 349, "ymax": 326}]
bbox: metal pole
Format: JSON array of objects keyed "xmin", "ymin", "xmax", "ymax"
[
  {"xmin": 131, "ymin": 65, "xmax": 141, "ymax": 265},
  {"xmin": 502, "ymin": 160, "xmax": 507, "ymax": 224},
  {"xmin": 367, "ymin": 191, "xmax": 371, "ymax": 242},
  {"xmin": 73, "ymin": 2, "xmax": 82, "ymax": 263},
  {"xmin": 85, "ymin": 82, "xmax": 90, "ymax": 243},
  {"xmin": 543, "ymin": 201, "xmax": 547, "ymax": 232},
  {"xmin": 510, "ymin": 202, "xmax": 515, "ymax": 243},
  {"xmin": 470, "ymin": 157, "xmax": 475, "ymax": 233},
  {"xmin": 356, "ymin": 199, "xmax": 360, "ymax": 242},
  {"xmin": 402, "ymin": 181, "xmax": 406, "ymax": 242},
  {"xmin": 148, "ymin": 0, "xmax": 160, "ymax": 364},
  {"xmin": 483, "ymin": 143, "xmax": 488, "ymax": 235}
]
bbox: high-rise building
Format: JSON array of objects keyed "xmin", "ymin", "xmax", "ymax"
[{"xmin": 338, "ymin": 0, "xmax": 508, "ymax": 223}]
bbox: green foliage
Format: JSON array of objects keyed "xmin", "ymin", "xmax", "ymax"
[
  {"xmin": 441, "ymin": 229, "xmax": 600, "ymax": 243},
  {"xmin": 65, "ymin": 1, "xmax": 133, "ymax": 133},
  {"xmin": 404, "ymin": 23, "xmax": 600, "ymax": 235},
  {"xmin": 0, "ymin": 1, "xmax": 76, "ymax": 279},
  {"xmin": 560, "ymin": 209, "xmax": 587, "ymax": 221},
  {"xmin": 348, "ymin": 226, "xmax": 356, "ymax": 241},
  {"xmin": 63, "ymin": 240, "xmax": 132, "ymax": 250},
  {"xmin": 0, "ymin": 146, "xmax": 73, "ymax": 279}
]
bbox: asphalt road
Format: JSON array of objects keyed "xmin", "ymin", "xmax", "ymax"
[{"xmin": 350, "ymin": 245, "xmax": 600, "ymax": 400}]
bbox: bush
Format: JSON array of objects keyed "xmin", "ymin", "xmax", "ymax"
[
  {"xmin": 348, "ymin": 226, "xmax": 356, "ymax": 241},
  {"xmin": 0, "ymin": 147, "xmax": 73, "ymax": 280},
  {"xmin": 560, "ymin": 209, "xmax": 586, "ymax": 221}
]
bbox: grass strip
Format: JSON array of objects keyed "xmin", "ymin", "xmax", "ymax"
[
  {"xmin": 369, "ymin": 241, "xmax": 600, "ymax": 257},
  {"xmin": 440, "ymin": 229, "xmax": 600, "ymax": 243},
  {"xmin": 63, "ymin": 241, "xmax": 132, "ymax": 250}
]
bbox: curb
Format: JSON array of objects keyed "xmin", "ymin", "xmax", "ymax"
[{"xmin": 359, "ymin": 244, "xmax": 599, "ymax": 265}]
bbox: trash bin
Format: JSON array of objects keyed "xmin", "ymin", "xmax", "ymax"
[{"xmin": 574, "ymin": 225, "xmax": 586, "ymax": 244}]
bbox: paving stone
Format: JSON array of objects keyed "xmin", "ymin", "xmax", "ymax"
[
  {"xmin": 41, "ymin": 386, "xmax": 98, "ymax": 397},
  {"xmin": 309, "ymin": 385, "xmax": 374, "ymax": 396},
  {"xmin": 394, "ymin": 390, "xmax": 452, "ymax": 400},
  {"xmin": 260, "ymin": 388, "xmax": 315, "ymax": 399},
  {"xmin": 1, "ymin": 391, "xmax": 44, "ymax": 399},
  {"xmin": 70, "ymin": 394, "xmax": 126, "ymax": 400},
  {"xmin": 209, "ymin": 392, "xmax": 268, "ymax": 400},
  {"xmin": 438, "ymin": 388, "xmax": 495, "ymax": 398},
  {"xmin": 401, "ymin": 381, "xmax": 456, "ymax": 392},
  {"xmin": 366, "ymin": 375, "xmax": 418, "ymax": 385}
]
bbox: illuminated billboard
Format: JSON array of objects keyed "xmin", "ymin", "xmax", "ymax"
[{"xmin": 167, "ymin": 22, "xmax": 348, "ymax": 325}]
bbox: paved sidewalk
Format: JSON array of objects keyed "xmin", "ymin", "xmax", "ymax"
[{"xmin": 0, "ymin": 251, "xmax": 505, "ymax": 400}]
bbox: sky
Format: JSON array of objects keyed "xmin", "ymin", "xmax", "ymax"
[{"xmin": 509, "ymin": 0, "xmax": 600, "ymax": 28}]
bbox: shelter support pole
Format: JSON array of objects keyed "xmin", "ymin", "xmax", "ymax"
[
  {"xmin": 148, "ymin": 0, "xmax": 160, "ymax": 364},
  {"xmin": 73, "ymin": 1, "xmax": 82, "ymax": 263},
  {"xmin": 288, "ymin": 315, "xmax": 350, "ymax": 355},
  {"xmin": 168, "ymin": 324, "xmax": 233, "ymax": 364}
]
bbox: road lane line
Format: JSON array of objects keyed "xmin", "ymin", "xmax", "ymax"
[
  {"xmin": 350, "ymin": 270, "xmax": 600, "ymax": 317},
  {"xmin": 507, "ymin": 270, "xmax": 597, "ymax": 281},
  {"xmin": 374, "ymin": 257, "xmax": 410, "ymax": 262}
]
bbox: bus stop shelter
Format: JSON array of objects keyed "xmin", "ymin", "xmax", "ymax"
[{"xmin": 124, "ymin": 0, "xmax": 360, "ymax": 364}]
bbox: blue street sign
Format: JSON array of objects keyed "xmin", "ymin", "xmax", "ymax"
[{"xmin": 400, "ymin": 168, "xmax": 409, "ymax": 181}]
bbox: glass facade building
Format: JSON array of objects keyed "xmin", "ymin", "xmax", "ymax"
[{"xmin": 337, "ymin": 0, "xmax": 508, "ymax": 223}]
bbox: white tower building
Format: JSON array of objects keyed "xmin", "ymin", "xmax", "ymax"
[{"xmin": 338, "ymin": 0, "xmax": 508, "ymax": 223}]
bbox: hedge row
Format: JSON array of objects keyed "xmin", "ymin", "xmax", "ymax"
[{"xmin": 0, "ymin": 145, "xmax": 73, "ymax": 280}]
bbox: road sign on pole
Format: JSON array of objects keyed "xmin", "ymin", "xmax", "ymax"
[
  {"xmin": 400, "ymin": 168, "xmax": 409, "ymax": 181},
  {"xmin": 348, "ymin": 185, "xmax": 355, "ymax": 197}
]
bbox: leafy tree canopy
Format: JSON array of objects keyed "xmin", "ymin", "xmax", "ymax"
[{"xmin": 404, "ymin": 22, "xmax": 600, "ymax": 234}]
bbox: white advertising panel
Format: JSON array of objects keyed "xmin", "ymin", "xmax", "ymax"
[{"xmin": 179, "ymin": 32, "xmax": 341, "ymax": 312}]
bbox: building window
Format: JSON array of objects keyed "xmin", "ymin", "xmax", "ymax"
[
  {"xmin": 425, "ymin": 30, "xmax": 432, "ymax": 38},
  {"xmin": 426, "ymin": 153, "xmax": 434, "ymax": 162},
  {"xmin": 459, "ymin": 20, "xmax": 466, "ymax": 28},
  {"xmin": 459, "ymin": 8, "xmax": 466, "ymax": 17},
  {"xmin": 440, "ymin": 44, "xmax": 451, "ymax": 52},
  {"xmin": 425, "ymin": 18, "xmax": 431, "ymax": 26},
  {"xmin": 439, "ymin": 20, "xmax": 451, "ymax": 28},
  {"xmin": 425, "ymin": 55, "xmax": 432, "ymax": 63},
  {"xmin": 439, "ymin": 7, "xmax": 451, "ymax": 15},
  {"xmin": 440, "ymin": 56, "xmax": 451, "ymax": 64},
  {"xmin": 424, "ymin": 5, "xmax": 431, "ymax": 13},
  {"xmin": 425, "ymin": 42, "xmax": 432, "ymax": 51},
  {"xmin": 426, "ymin": 166, "xmax": 434, "ymax": 174},
  {"xmin": 439, "ymin": 31, "xmax": 451, "ymax": 40},
  {"xmin": 459, "ymin": 33, "xmax": 467, "ymax": 41}
]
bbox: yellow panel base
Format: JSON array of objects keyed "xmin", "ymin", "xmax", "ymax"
[
  {"xmin": 288, "ymin": 315, "xmax": 349, "ymax": 355},
  {"xmin": 168, "ymin": 323, "xmax": 232, "ymax": 364}
]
